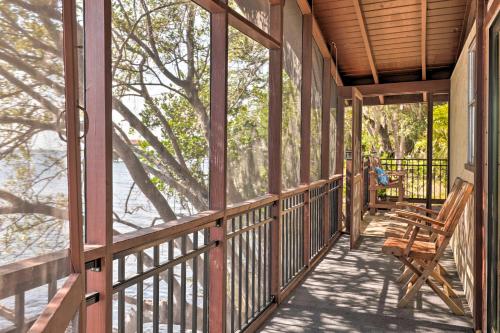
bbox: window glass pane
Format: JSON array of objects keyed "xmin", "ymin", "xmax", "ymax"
[
  {"xmin": 282, "ymin": 0, "xmax": 302, "ymax": 190},
  {"xmin": 111, "ymin": 1, "xmax": 211, "ymax": 233},
  {"xmin": 0, "ymin": 0, "xmax": 68, "ymax": 264},
  {"xmin": 0, "ymin": 1, "xmax": 73, "ymax": 330},
  {"xmin": 229, "ymin": 0, "xmax": 270, "ymax": 33},
  {"xmin": 310, "ymin": 41, "xmax": 323, "ymax": 181},
  {"xmin": 227, "ymin": 27, "xmax": 269, "ymax": 204},
  {"xmin": 329, "ymin": 80, "xmax": 338, "ymax": 176},
  {"xmin": 467, "ymin": 44, "xmax": 476, "ymax": 164}
]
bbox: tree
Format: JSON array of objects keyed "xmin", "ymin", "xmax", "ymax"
[
  {"xmin": 362, "ymin": 103, "xmax": 428, "ymax": 159},
  {"xmin": 0, "ymin": 0, "xmax": 273, "ymax": 329}
]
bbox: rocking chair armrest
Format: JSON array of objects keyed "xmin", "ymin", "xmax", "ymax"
[
  {"xmin": 390, "ymin": 216, "xmax": 450, "ymax": 236},
  {"xmin": 395, "ymin": 202, "xmax": 439, "ymax": 216},
  {"xmin": 387, "ymin": 170, "xmax": 406, "ymax": 176},
  {"xmin": 390, "ymin": 210, "xmax": 445, "ymax": 227}
]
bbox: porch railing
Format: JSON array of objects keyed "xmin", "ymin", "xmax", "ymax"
[
  {"xmin": 379, "ymin": 158, "xmax": 448, "ymax": 202},
  {"xmin": 0, "ymin": 175, "xmax": 343, "ymax": 333}
]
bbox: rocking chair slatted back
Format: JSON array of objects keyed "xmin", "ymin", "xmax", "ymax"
[
  {"xmin": 434, "ymin": 178, "xmax": 464, "ymax": 222},
  {"xmin": 435, "ymin": 180, "xmax": 473, "ymax": 249}
]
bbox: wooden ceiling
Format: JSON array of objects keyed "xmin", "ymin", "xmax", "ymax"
[{"xmin": 313, "ymin": 0, "xmax": 472, "ymax": 86}]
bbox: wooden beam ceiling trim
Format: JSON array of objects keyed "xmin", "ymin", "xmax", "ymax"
[
  {"xmin": 352, "ymin": 0, "xmax": 383, "ymax": 103},
  {"xmin": 421, "ymin": 0, "xmax": 427, "ymax": 85},
  {"xmin": 228, "ymin": 9, "xmax": 280, "ymax": 49},
  {"xmin": 337, "ymin": 79, "xmax": 450, "ymax": 98},
  {"xmin": 312, "ymin": 18, "xmax": 331, "ymax": 58},
  {"xmin": 456, "ymin": 0, "xmax": 474, "ymax": 60},
  {"xmin": 309, "ymin": 5, "xmax": 344, "ymax": 86}
]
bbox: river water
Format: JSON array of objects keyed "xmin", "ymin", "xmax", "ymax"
[{"xmin": 0, "ymin": 151, "xmax": 204, "ymax": 332}]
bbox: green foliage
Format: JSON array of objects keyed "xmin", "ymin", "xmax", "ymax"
[{"xmin": 361, "ymin": 103, "xmax": 448, "ymax": 159}]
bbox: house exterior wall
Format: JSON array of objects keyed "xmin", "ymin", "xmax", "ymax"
[{"xmin": 449, "ymin": 22, "xmax": 476, "ymax": 311}]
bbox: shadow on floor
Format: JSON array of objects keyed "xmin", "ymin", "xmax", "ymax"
[{"xmin": 259, "ymin": 214, "xmax": 473, "ymax": 333}]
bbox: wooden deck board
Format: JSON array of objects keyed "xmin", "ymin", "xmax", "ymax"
[{"xmin": 259, "ymin": 214, "xmax": 473, "ymax": 333}]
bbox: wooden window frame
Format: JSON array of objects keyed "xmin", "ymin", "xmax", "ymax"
[
  {"xmin": 29, "ymin": 0, "xmax": 86, "ymax": 331},
  {"xmin": 466, "ymin": 38, "xmax": 477, "ymax": 170}
]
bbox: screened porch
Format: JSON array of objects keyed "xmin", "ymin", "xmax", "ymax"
[{"xmin": 0, "ymin": 0, "xmax": 497, "ymax": 332}]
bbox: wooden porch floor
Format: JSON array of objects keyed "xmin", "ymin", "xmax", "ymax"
[{"xmin": 259, "ymin": 214, "xmax": 474, "ymax": 333}]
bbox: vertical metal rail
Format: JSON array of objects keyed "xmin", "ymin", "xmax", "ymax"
[
  {"xmin": 136, "ymin": 252, "xmax": 143, "ymax": 333},
  {"xmin": 117, "ymin": 258, "xmax": 125, "ymax": 333},
  {"xmin": 153, "ymin": 246, "xmax": 159, "ymax": 333},
  {"xmin": 15, "ymin": 293, "xmax": 25, "ymax": 332},
  {"xmin": 180, "ymin": 236, "xmax": 187, "ymax": 332},
  {"xmin": 167, "ymin": 241, "xmax": 174, "ymax": 333},
  {"xmin": 192, "ymin": 231, "xmax": 198, "ymax": 333}
]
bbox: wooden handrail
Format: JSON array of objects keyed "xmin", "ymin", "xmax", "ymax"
[
  {"xmin": 329, "ymin": 174, "xmax": 343, "ymax": 182},
  {"xmin": 309, "ymin": 179, "xmax": 328, "ymax": 189},
  {"xmin": 280, "ymin": 184, "xmax": 309, "ymax": 199},
  {"xmin": 29, "ymin": 274, "xmax": 83, "ymax": 333},
  {"xmin": 0, "ymin": 175, "xmax": 347, "ymax": 333},
  {"xmin": 0, "ymin": 250, "xmax": 69, "ymax": 300},
  {"xmin": 225, "ymin": 194, "xmax": 279, "ymax": 218},
  {"xmin": 112, "ymin": 209, "xmax": 223, "ymax": 257}
]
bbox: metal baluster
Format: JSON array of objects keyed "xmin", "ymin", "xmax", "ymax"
[
  {"xmin": 153, "ymin": 246, "xmax": 159, "ymax": 333},
  {"xmin": 137, "ymin": 251, "xmax": 144, "ymax": 333},
  {"xmin": 252, "ymin": 210, "xmax": 256, "ymax": 318},
  {"xmin": 257, "ymin": 216, "xmax": 262, "ymax": 312},
  {"xmin": 181, "ymin": 235, "xmax": 187, "ymax": 333},
  {"xmin": 203, "ymin": 229, "xmax": 209, "ymax": 332},
  {"xmin": 231, "ymin": 218, "xmax": 235, "ymax": 333},
  {"xmin": 192, "ymin": 231, "xmax": 198, "ymax": 333},
  {"xmin": 286, "ymin": 199, "xmax": 290, "ymax": 282},
  {"xmin": 15, "ymin": 292, "xmax": 25, "ymax": 333},
  {"xmin": 267, "ymin": 218, "xmax": 272, "ymax": 300},
  {"xmin": 118, "ymin": 257, "xmax": 125, "ymax": 333},
  {"xmin": 301, "ymin": 195, "xmax": 304, "ymax": 268},
  {"xmin": 292, "ymin": 197, "xmax": 295, "ymax": 279},
  {"xmin": 281, "ymin": 199, "xmax": 285, "ymax": 285},
  {"xmin": 168, "ymin": 241, "xmax": 174, "ymax": 333},
  {"xmin": 245, "ymin": 211, "xmax": 249, "ymax": 324},
  {"xmin": 238, "ymin": 215, "xmax": 243, "ymax": 330},
  {"xmin": 48, "ymin": 280, "xmax": 57, "ymax": 301},
  {"xmin": 263, "ymin": 216, "xmax": 268, "ymax": 304}
]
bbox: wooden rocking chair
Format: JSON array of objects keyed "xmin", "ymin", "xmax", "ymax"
[
  {"xmin": 368, "ymin": 157, "xmax": 406, "ymax": 214},
  {"xmin": 381, "ymin": 179, "xmax": 473, "ymax": 315}
]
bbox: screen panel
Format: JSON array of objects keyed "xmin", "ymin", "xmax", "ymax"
[{"xmin": 282, "ymin": 0, "xmax": 303, "ymax": 190}]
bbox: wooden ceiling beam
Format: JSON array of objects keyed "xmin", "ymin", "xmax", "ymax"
[
  {"xmin": 337, "ymin": 79, "xmax": 450, "ymax": 98},
  {"xmin": 421, "ymin": 0, "xmax": 428, "ymax": 102},
  {"xmin": 456, "ymin": 0, "xmax": 475, "ymax": 60},
  {"xmin": 352, "ymin": 0, "xmax": 384, "ymax": 104},
  {"xmin": 421, "ymin": 0, "xmax": 427, "ymax": 81}
]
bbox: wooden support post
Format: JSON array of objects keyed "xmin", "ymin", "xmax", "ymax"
[
  {"xmin": 322, "ymin": 60, "xmax": 332, "ymax": 241},
  {"xmin": 301, "ymin": 14, "xmax": 313, "ymax": 265},
  {"xmin": 474, "ymin": 0, "xmax": 485, "ymax": 330},
  {"xmin": 336, "ymin": 97, "xmax": 345, "ymax": 230},
  {"xmin": 426, "ymin": 94, "xmax": 434, "ymax": 210},
  {"xmin": 269, "ymin": 0, "xmax": 283, "ymax": 303},
  {"xmin": 62, "ymin": 0, "xmax": 85, "ymax": 330},
  {"xmin": 209, "ymin": 10, "xmax": 228, "ymax": 333},
  {"xmin": 85, "ymin": 1, "xmax": 113, "ymax": 332}
]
